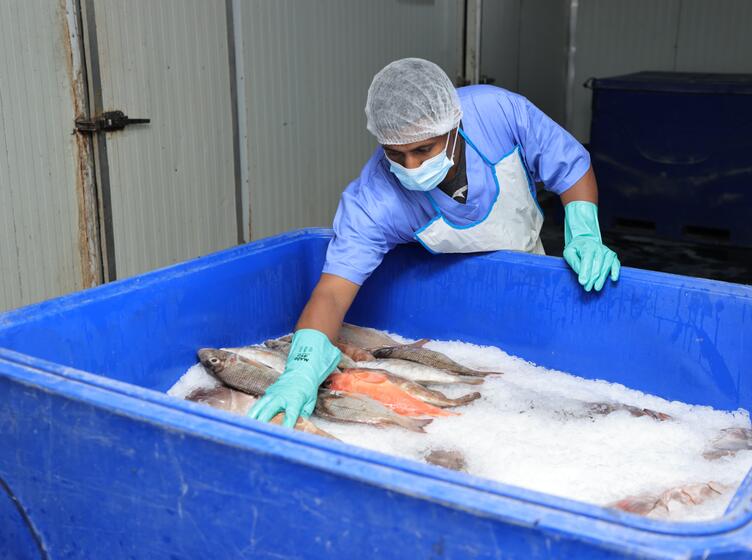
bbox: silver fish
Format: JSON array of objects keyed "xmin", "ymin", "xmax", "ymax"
[
  {"xmin": 703, "ymin": 427, "xmax": 752, "ymax": 460},
  {"xmin": 186, "ymin": 386, "xmax": 338, "ymax": 439},
  {"xmin": 198, "ymin": 348, "xmax": 280, "ymax": 396},
  {"xmin": 357, "ymin": 359, "xmax": 483, "ymax": 386},
  {"xmin": 186, "ymin": 385, "xmax": 257, "ymax": 415},
  {"xmin": 371, "ymin": 344, "xmax": 500, "ymax": 377},
  {"xmin": 314, "ymin": 390, "xmax": 433, "ymax": 433},
  {"xmin": 584, "ymin": 402, "xmax": 672, "ymax": 422},
  {"xmin": 338, "ymin": 322, "xmax": 401, "ymax": 349}
]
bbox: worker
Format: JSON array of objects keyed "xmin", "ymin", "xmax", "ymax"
[{"xmin": 249, "ymin": 58, "xmax": 620, "ymax": 427}]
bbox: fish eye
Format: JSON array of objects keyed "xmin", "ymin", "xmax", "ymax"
[{"xmin": 210, "ymin": 358, "xmax": 219, "ymax": 364}]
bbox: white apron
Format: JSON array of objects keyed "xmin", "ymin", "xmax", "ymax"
[{"xmin": 414, "ymin": 132, "xmax": 545, "ymax": 255}]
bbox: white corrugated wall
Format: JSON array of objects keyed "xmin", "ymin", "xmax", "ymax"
[
  {"xmin": 2, "ymin": 1, "xmax": 751, "ymax": 311},
  {"xmin": 237, "ymin": 0, "xmax": 461, "ymax": 240},
  {"xmin": 480, "ymin": 0, "xmax": 752, "ymax": 141},
  {"xmin": 570, "ymin": 0, "xmax": 752, "ymax": 142}
]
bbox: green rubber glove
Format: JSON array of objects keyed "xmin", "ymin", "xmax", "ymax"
[
  {"xmin": 247, "ymin": 328, "xmax": 341, "ymax": 428},
  {"xmin": 563, "ymin": 201, "xmax": 620, "ymax": 292}
]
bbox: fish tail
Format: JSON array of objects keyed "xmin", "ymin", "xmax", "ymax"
[
  {"xmin": 401, "ymin": 417, "xmax": 433, "ymax": 433},
  {"xmin": 448, "ymin": 391, "xmax": 482, "ymax": 406}
]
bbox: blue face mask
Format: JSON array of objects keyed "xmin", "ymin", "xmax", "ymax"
[{"xmin": 387, "ymin": 129, "xmax": 459, "ymax": 192}]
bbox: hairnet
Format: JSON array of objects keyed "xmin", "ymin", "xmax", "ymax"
[{"xmin": 365, "ymin": 58, "xmax": 463, "ymax": 145}]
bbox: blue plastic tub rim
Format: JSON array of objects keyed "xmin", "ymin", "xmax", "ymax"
[
  {"xmin": 2, "ymin": 227, "xmax": 750, "ymax": 328},
  {"xmin": 1, "ymin": 228, "xmax": 752, "ymax": 544}
]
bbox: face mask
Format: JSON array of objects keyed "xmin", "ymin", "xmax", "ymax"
[{"xmin": 387, "ymin": 128, "xmax": 459, "ymax": 192}]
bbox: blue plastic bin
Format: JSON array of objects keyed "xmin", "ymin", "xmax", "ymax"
[
  {"xmin": 1, "ymin": 228, "xmax": 752, "ymax": 559},
  {"xmin": 588, "ymin": 71, "xmax": 752, "ymax": 246}
]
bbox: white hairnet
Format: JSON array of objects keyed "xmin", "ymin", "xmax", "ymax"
[{"xmin": 365, "ymin": 58, "xmax": 463, "ymax": 145}]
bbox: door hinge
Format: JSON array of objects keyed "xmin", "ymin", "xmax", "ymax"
[{"xmin": 75, "ymin": 110, "xmax": 150, "ymax": 133}]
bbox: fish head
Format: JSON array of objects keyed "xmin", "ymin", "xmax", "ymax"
[{"xmin": 198, "ymin": 348, "xmax": 233, "ymax": 374}]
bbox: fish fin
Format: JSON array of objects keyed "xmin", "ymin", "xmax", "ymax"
[
  {"xmin": 452, "ymin": 369, "xmax": 502, "ymax": 377},
  {"xmin": 408, "ymin": 339, "xmax": 430, "ymax": 348},
  {"xmin": 457, "ymin": 376, "xmax": 484, "ymax": 385}
]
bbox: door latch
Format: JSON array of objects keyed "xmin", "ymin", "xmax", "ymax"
[{"xmin": 75, "ymin": 110, "xmax": 150, "ymax": 133}]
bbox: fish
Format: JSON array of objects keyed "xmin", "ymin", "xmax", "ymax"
[
  {"xmin": 326, "ymin": 370, "xmax": 455, "ymax": 417},
  {"xmin": 610, "ymin": 482, "xmax": 728, "ymax": 516},
  {"xmin": 185, "ymin": 386, "xmax": 338, "ymax": 439},
  {"xmin": 186, "ymin": 385, "xmax": 257, "ymax": 415},
  {"xmin": 584, "ymin": 402, "xmax": 672, "ymax": 422},
  {"xmin": 334, "ymin": 340, "xmax": 376, "ymax": 362},
  {"xmin": 224, "ymin": 345, "xmax": 287, "ymax": 372},
  {"xmin": 264, "ymin": 338, "xmax": 357, "ymax": 369},
  {"xmin": 424, "ymin": 448, "xmax": 467, "ymax": 472},
  {"xmin": 371, "ymin": 344, "xmax": 501, "ymax": 377},
  {"xmin": 338, "ymin": 322, "xmax": 402, "ymax": 349},
  {"xmin": 198, "ymin": 348, "xmax": 280, "ymax": 396},
  {"xmin": 702, "ymin": 427, "xmax": 752, "ymax": 460},
  {"xmin": 343, "ymin": 367, "xmax": 480, "ymax": 408},
  {"xmin": 314, "ymin": 390, "xmax": 433, "ymax": 433},
  {"xmin": 357, "ymin": 359, "xmax": 484, "ymax": 386}
]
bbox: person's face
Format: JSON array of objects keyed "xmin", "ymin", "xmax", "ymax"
[{"xmin": 382, "ymin": 129, "xmax": 457, "ymax": 169}]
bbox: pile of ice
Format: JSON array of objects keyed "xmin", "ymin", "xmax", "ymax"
[{"xmin": 169, "ymin": 333, "xmax": 752, "ymax": 522}]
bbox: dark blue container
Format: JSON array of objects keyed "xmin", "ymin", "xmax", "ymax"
[
  {"xmin": 588, "ymin": 71, "xmax": 752, "ymax": 246},
  {"xmin": 1, "ymin": 229, "xmax": 752, "ymax": 559}
]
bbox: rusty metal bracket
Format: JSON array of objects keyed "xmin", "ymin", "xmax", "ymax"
[{"xmin": 75, "ymin": 110, "xmax": 150, "ymax": 133}]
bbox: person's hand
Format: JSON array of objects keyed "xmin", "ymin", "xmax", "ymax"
[
  {"xmin": 248, "ymin": 329, "xmax": 341, "ymax": 427},
  {"xmin": 562, "ymin": 201, "xmax": 620, "ymax": 292}
]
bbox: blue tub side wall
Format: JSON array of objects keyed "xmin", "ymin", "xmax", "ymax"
[
  {"xmin": 0, "ymin": 228, "xmax": 750, "ymax": 409},
  {"xmin": 348, "ymin": 243, "xmax": 752, "ymax": 412},
  {"xmin": 3, "ymin": 358, "xmax": 752, "ymax": 559},
  {"xmin": 0, "ymin": 232, "xmax": 330, "ymax": 393}
]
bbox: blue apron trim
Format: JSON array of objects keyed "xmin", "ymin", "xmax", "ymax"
[{"xmin": 413, "ymin": 229, "xmax": 440, "ymax": 254}]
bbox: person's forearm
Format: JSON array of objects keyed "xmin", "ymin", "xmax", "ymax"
[
  {"xmin": 560, "ymin": 166, "xmax": 598, "ymax": 206},
  {"xmin": 295, "ymin": 274, "xmax": 360, "ymax": 340}
]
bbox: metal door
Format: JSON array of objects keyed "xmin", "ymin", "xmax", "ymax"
[
  {"xmin": 0, "ymin": 0, "xmax": 101, "ymax": 311},
  {"xmin": 81, "ymin": 0, "xmax": 241, "ymax": 280}
]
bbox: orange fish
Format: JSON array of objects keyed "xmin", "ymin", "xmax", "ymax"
[{"xmin": 326, "ymin": 370, "xmax": 456, "ymax": 417}]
